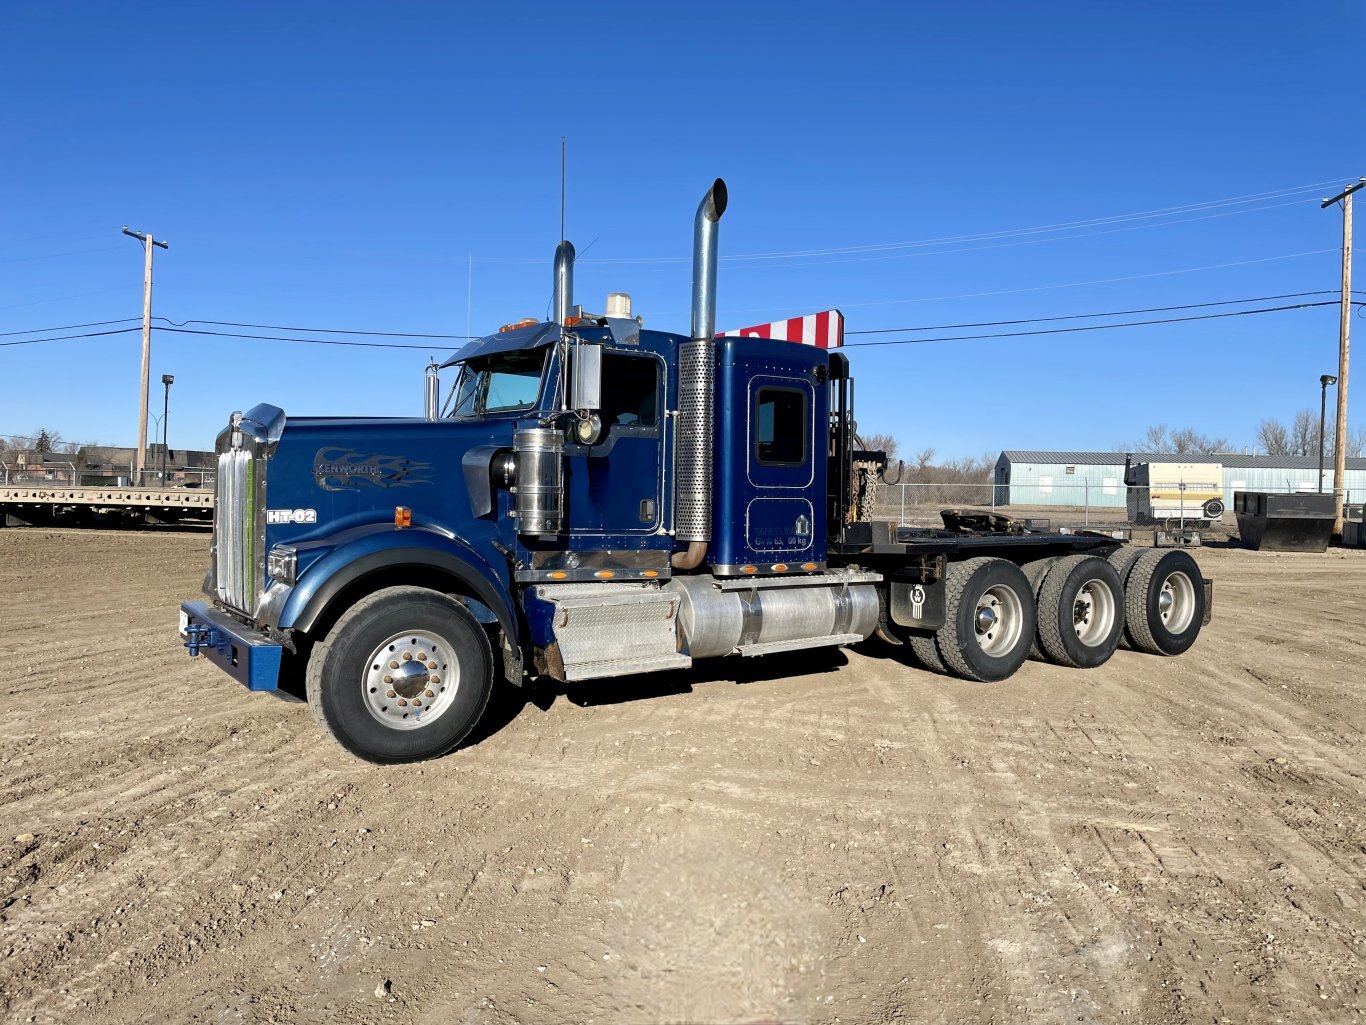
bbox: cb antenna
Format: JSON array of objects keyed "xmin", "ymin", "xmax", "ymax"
[{"xmin": 560, "ymin": 135, "xmax": 566, "ymax": 242}]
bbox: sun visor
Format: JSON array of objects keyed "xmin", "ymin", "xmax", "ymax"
[{"xmin": 439, "ymin": 321, "xmax": 562, "ymax": 369}]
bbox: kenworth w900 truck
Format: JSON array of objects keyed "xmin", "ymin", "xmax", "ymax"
[{"xmin": 179, "ymin": 180, "xmax": 1212, "ymax": 763}]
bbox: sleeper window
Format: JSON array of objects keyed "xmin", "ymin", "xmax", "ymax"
[{"xmin": 754, "ymin": 387, "xmax": 806, "ymax": 466}]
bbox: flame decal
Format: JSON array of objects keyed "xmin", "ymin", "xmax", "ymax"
[{"xmin": 312, "ymin": 447, "xmax": 434, "ymax": 492}]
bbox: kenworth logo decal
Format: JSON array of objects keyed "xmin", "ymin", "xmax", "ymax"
[{"xmin": 312, "ymin": 447, "xmax": 434, "ymax": 492}]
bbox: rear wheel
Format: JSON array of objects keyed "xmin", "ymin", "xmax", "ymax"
[
  {"xmin": 934, "ymin": 558, "xmax": 1036, "ymax": 682},
  {"xmin": 1124, "ymin": 550, "xmax": 1205, "ymax": 656},
  {"xmin": 907, "ymin": 633, "xmax": 948, "ymax": 674},
  {"xmin": 1035, "ymin": 555, "xmax": 1124, "ymax": 668},
  {"xmin": 1106, "ymin": 547, "xmax": 1145, "ymax": 650},
  {"xmin": 306, "ymin": 586, "xmax": 493, "ymax": 763}
]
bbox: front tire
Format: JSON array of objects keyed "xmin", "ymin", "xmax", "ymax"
[{"xmin": 306, "ymin": 586, "xmax": 494, "ymax": 763}]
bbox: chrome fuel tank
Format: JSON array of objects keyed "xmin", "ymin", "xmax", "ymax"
[{"xmin": 667, "ymin": 569, "xmax": 880, "ymax": 659}]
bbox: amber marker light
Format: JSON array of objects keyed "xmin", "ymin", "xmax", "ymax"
[
  {"xmin": 595, "ymin": 570, "xmax": 616, "ymax": 579},
  {"xmin": 394, "ymin": 506, "xmax": 412, "ymax": 528},
  {"xmin": 740, "ymin": 565, "xmax": 757, "ymax": 574},
  {"xmin": 771, "ymin": 564, "xmax": 788, "ymax": 572},
  {"xmin": 549, "ymin": 571, "xmax": 568, "ymax": 580},
  {"xmin": 802, "ymin": 562, "xmax": 817, "ymax": 571}
]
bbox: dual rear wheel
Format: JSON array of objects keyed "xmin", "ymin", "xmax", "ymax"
[{"xmin": 900, "ymin": 548, "xmax": 1204, "ymax": 682}]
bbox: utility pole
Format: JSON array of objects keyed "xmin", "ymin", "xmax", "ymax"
[
  {"xmin": 1322, "ymin": 179, "xmax": 1364, "ymax": 537},
  {"xmin": 122, "ymin": 227, "xmax": 169, "ymax": 486}
]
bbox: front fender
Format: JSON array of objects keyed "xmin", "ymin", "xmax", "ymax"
[{"xmin": 278, "ymin": 525, "xmax": 517, "ymax": 645}]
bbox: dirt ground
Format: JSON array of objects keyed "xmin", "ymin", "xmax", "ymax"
[{"xmin": 1, "ymin": 528, "xmax": 1364, "ymax": 1025}]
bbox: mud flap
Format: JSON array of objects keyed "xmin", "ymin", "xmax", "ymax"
[{"xmin": 890, "ymin": 578, "xmax": 946, "ymax": 631}]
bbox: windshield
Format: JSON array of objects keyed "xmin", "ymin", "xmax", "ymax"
[{"xmin": 448, "ymin": 349, "xmax": 547, "ymax": 417}]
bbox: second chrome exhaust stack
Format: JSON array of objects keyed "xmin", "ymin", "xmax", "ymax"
[
  {"xmin": 673, "ymin": 179, "xmax": 727, "ymax": 571},
  {"xmin": 552, "ymin": 240, "xmax": 575, "ymax": 325}
]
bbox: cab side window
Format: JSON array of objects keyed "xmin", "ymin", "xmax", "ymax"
[
  {"xmin": 754, "ymin": 387, "xmax": 806, "ymax": 465},
  {"xmin": 600, "ymin": 354, "xmax": 659, "ymax": 430}
]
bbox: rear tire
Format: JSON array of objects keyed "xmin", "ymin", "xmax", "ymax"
[
  {"xmin": 1106, "ymin": 547, "xmax": 1145, "ymax": 650},
  {"xmin": 1124, "ymin": 550, "xmax": 1205, "ymax": 656},
  {"xmin": 907, "ymin": 633, "xmax": 948, "ymax": 674},
  {"xmin": 306, "ymin": 586, "xmax": 493, "ymax": 763},
  {"xmin": 934, "ymin": 557, "xmax": 1036, "ymax": 682},
  {"xmin": 1035, "ymin": 555, "xmax": 1124, "ymax": 668}
]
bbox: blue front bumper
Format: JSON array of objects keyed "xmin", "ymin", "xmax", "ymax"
[{"xmin": 180, "ymin": 601, "xmax": 282, "ymax": 692}]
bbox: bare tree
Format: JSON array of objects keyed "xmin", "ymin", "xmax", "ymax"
[
  {"xmin": 1290, "ymin": 409, "xmax": 1317, "ymax": 457},
  {"xmin": 1343, "ymin": 426, "xmax": 1366, "ymax": 459},
  {"xmin": 1141, "ymin": 424, "xmax": 1172, "ymax": 453},
  {"xmin": 859, "ymin": 433, "xmax": 899, "ymax": 462},
  {"xmin": 1170, "ymin": 427, "xmax": 1229, "ymax": 456},
  {"xmin": 913, "ymin": 447, "xmax": 936, "ymax": 482},
  {"xmin": 1256, "ymin": 418, "xmax": 1291, "ymax": 456}
]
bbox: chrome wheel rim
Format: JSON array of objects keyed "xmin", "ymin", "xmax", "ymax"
[
  {"xmin": 362, "ymin": 630, "xmax": 459, "ymax": 730},
  {"xmin": 974, "ymin": 584, "xmax": 1023, "ymax": 657},
  {"xmin": 1073, "ymin": 577, "xmax": 1116, "ymax": 647},
  {"xmin": 1158, "ymin": 571, "xmax": 1196, "ymax": 633}
]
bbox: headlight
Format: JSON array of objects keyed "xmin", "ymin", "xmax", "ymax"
[{"xmin": 266, "ymin": 545, "xmax": 297, "ymax": 586}]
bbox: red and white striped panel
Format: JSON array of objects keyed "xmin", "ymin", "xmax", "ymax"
[{"xmin": 719, "ymin": 309, "xmax": 844, "ymax": 348}]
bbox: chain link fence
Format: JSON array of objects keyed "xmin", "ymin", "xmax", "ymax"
[{"xmin": 869, "ymin": 480, "xmax": 1353, "ymax": 528}]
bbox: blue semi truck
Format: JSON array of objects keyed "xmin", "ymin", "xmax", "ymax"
[{"xmin": 179, "ymin": 181, "xmax": 1211, "ymax": 762}]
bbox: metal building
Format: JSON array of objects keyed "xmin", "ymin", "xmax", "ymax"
[
  {"xmin": 1216, "ymin": 454, "xmax": 1366, "ymax": 506},
  {"xmin": 994, "ymin": 451, "xmax": 1155, "ymax": 508},
  {"xmin": 994, "ymin": 450, "xmax": 1366, "ymax": 509}
]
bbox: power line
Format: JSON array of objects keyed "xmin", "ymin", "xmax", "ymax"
[
  {"xmin": 155, "ymin": 317, "xmax": 474, "ymax": 339},
  {"xmin": 6, "ymin": 294, "xmax": 1366, "ymax": 352},
  {"xmin": 0, "ymin": 318, "xmax": 140, "ymax": 338},
  {"xmin": 158, "ymin": 327, "xmax": 445, "ymax": 350},
  {"xmin": 0, "ymin": 288, "xmax": 127, "ymax": 312},
  {"xmin": 844, "ymin": 300, "xmax": 1364, "ymax": 349},
  {"xmin": 0, "ymin": 327, "xmax": 141, "ymax": 348},
  {"xmin": 823, "ymin": 248, "xmax": 1347, "ymax": 313},
  {"xmin": 582, "ymin": 177, "xmax": 1347, "ymax": 265},
  {"xmin": 845, "ymin": 291, "xmax": 1342, "ymax": 335},
  {"xmin": 0, "ymin": 245, "xmax": 125, "ymax": 266}
]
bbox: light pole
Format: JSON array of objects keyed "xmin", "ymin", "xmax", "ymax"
[
  {"xmin": 161, "ymin": 374, "xmax": 174, "ymax": 485},
  {"xmin": 1320, "ymin": 373, "xmax": 1338, "ymax": 493}
]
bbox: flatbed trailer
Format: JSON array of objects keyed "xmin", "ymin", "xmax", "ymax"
[{"xmin": 0, "ymin": 485, "xmax": 214, "ymax": 527}]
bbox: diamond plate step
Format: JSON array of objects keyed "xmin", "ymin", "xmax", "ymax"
[
  {"xmin": 536, "ymin": 582, "xmax": 691, "ymax": 682},
  {"xmin": 562, "ymin": 652, "xmax": 692, "ymax": 682}
]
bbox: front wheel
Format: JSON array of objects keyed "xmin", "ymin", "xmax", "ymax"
[{"xmin": 306, "ymin": 586, "xmax": 494, "ymax": 763}]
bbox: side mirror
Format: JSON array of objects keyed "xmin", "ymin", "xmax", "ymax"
[{"xmin": 571, "ymin": 341, "xmax": 602, "ymax": 411}]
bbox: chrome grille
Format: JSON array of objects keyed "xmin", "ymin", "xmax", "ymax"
[{"xmin": 214, "ymin": 448, "xmax": 258, "ymax": 612}]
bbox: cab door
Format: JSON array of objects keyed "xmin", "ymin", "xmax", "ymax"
[
  {"xmin": 563, "ymin": 350, "xmax": 664, "ymax": 540},
  {"xmin": 745, "ymin": 374, "xmax": 818, "ymax": 557}
]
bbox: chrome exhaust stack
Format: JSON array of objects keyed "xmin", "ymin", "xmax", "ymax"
[
  {"xmin": 553, "ymin": 240, "xmax": 575, "ymax": 325},
  {"xmin": 673, "ymin": 178, "xmax": 727, "ymax": 571},
  {"xmin": 690, "ymin": 179, "xmax": 727, "ymax": 341},
  {"xmin": 423, "ymin": 361, "xmax": 440, "ymax": 420}
]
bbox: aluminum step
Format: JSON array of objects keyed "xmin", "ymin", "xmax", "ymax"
[
  {"xmin": 562, "ymin": 652, "xmax": 692, "ymax": 682},
  {"xmin": 536, "ymin": 582, "xmax": 691, "ymax": 682},
  {"xmin": 737, "ymin": 633, "xmax": 865, "ymax": 657}
]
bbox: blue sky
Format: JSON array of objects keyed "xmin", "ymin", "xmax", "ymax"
[{"xmin": 2, "ymin": 2, "xmax": 1363, "ymax": 459}]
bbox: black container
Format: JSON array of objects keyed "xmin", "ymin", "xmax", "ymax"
[{"xmin": 1233, "ymin": 491, "xmax": 1335, "ymax": 552}]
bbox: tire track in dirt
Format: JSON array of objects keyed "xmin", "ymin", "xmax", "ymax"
[{"xmin": 3, "ymin": 530, "xmax": 1366, "ymax": 1022}]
